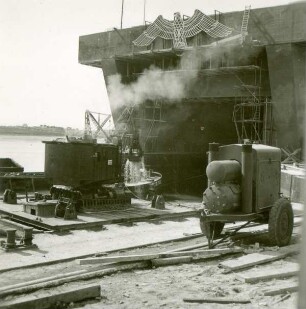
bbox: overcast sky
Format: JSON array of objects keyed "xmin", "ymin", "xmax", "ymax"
[{"xmin": 0, "ymin": 0, "xmax": 294, "ymax": 129}]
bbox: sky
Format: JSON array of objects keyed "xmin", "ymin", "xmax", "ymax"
[{"xmin": 0, "ymin": 0, "xmax": 295, "ymax": 129}]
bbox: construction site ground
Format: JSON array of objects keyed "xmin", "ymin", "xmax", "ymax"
[{"xmin": 0, "ymin": 197, "xmax": 304, "ymax": 308}]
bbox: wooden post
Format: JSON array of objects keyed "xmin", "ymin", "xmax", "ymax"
[
  {"xmin": 298, "ymin": 121, "xmax": 306, "ymax": 308},
  {"xmin": 23, "ymin": 227, "xmax": 33, "ymax": 246},
  {"xmin": 5, "ymin": 229, "xmax": 16, "ymax": 249}
]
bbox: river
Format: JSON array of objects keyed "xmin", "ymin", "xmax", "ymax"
[{"xmin": 0, "ymin": 135, "xmax": 58, "ymax": 172}]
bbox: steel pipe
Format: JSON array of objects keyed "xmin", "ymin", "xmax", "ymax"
[
  {"xmin": 207, "ymin": 143, "xmax": 220, "ymax": 187},
  {"xmin": 241, "ymin": 144, "xmax": 253, "ymax": 213}
]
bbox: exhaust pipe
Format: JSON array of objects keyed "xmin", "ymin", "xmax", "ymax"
[
  {"xmin": 207, "ymin": 143, "xmax": 219, "ymax": 187},
  {"xmin": 241, "ymin": 144, "xmax": 253, "ymax": 213}
]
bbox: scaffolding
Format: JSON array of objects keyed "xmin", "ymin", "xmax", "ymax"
[
  {"xmin": 232, "ymin": 66, "xmax": 273, "ymax": 144},
  {"xmin": 113, "ymin": 99, "xmax": 165, "ymax": 153},
  {"xmin": 142, "ymin": 100, "xmax": 165, "ymax": 152}
]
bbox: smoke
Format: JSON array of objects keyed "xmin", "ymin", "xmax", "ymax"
[
  {"xmin": 108, "ymin": 67, "xmax": 195, "ymax": 110},
  {"xmin": 107, "ymin": 39, "xmax": 254, "ymax": 112},
  {"xmin": 107, "ymin": 49, "xmax": 209, "ymax": 110}
]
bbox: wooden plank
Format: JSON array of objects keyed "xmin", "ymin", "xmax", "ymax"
[
  {"xmin": 152, "ymin": 256, "xmax": 193, "ymax": 267},
  {"xmin": 78, "ymin": 253, "xmax": 161, "ymax": 264},
  {"xmin": 219, "ymin": 244, "xmax": 300, "ymax": 272},
  {"xmin": 165, "ymin": 241, "xmax": 208, "ymax": 253},
  {"xmin": 0, "ymin": 261, "xmax": 149, "ymax": 298},
  {"xmin": 156, "ymin": 210, "xmax": 199, "ymax": 219},
  {"xmin": 262, "ymin": 282, "xmax": 299, "ymax": 296},
  {"xmin": 183, "ymin": 297, "xmax": 251, "ymax": 304},
  {"xmin": 77, "ymin": 247, "xmax": 243, "ymax": 265},
  {"xmin": 0, "ymin": 284, "xmax": 101, "ymax": 309},
  {"xmin": 168, "ymin": 248, "xmax": 243, "ymax": 258},
  {"xmin": 0, "ymin": 202, "xmax": 198, "ymax": 231},
  {"xmin": 0, "ymin": 269, "xmax": 87, "ymax": 293},
  {"xmin": 0, "ymin": 233, "xmax": 204, "ymax": 273},
  {"xmin": 237, "ymin": 262, "xmax": 299, "ymax": 283}
]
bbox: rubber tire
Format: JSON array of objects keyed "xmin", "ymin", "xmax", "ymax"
[
  {"xmin": 200, "ymin": 218, "xmax": 224, "ymax": 239},
  {"xmin": 268, "ymin": 198, "xmax": 293, "ymax": 247}
]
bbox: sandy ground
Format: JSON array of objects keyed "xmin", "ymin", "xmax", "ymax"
[
  {"xmin": 80, "ymin": 259, "xmax": 299, "ymax": 309},
  {"xmin": 0, "ymin": 243, "xmax": 300, "ymax": 309}
]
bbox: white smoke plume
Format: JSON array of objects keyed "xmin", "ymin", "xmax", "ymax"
[
  {"xmin": 107, "ymin": 49, "xmax": 207, "ymax": 110},
  {"xmin": 107, "ymin": 41, "xmax": 250, "ymax": 111},
  {"xmin": 108, "ymin": 66, "xmax": 196, "ymax": 110}
]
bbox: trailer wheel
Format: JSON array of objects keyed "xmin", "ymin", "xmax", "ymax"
[
  {"xmin": 268, "ymin": 198, "xmax": 293, "ymax": 246},
  {"xmin": 200, "ymin": 218, "xmax": 224, "ymax": 239}
]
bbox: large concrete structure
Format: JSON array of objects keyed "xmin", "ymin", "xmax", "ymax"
[{"xmin": 79, "ymin": 3, "xmax": 306, "ymax": 194}]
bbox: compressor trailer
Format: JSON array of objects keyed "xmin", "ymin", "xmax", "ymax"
[{"xmin": 200, "ymin": 143, "xmax": 294, "ymax": 248}]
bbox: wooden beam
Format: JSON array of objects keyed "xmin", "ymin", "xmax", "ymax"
[
  {"xmin": 152, "ymin": 256, "xmax": 192, "ymax": 267},
  {"xmin": 0, "ymin": 262, "xmax": 149, "ymax": 298},
  {"xmin": 0, "ymin": 284, "xmax": 101, "ymax": 309},
  {"xmin": 78, "ymin": 253, "xmax": 160, "ymax": 265},
  {"xmin": 219, "ymin": 244, "xmax": 300, "ymax": 272},
  {"xmin": 77, "ymin": 247, "xmax": 243, "ymax": 265},
  {"xmin": 236, "ymin": 262, "xmax": 299, "ymax": 283},
  {"xmin": 183, "ymin": 297, "xmax": 251, "ymax": 304},
  {"xmin": 298, "ymin": 133, "xmax": 306, "ymax": 308},
  {"xmin": 164, "ymin": 241, "xmax": 208, "ymax": 253},
  {"xmin": 0, "ymin": 233, "xmax": 205, "ymax": 273},
  {"xmin": 0, "ymin": 269, "xmax": 87, "ymax": 294}
]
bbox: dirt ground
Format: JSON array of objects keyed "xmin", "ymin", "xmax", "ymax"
[
  {"xmin": 80, "ymin": 259, "xmax": 298, "ymax": 309},
  {"xmin": 0, "ymin": 224, "xmax": 301, "ymax": 309}
]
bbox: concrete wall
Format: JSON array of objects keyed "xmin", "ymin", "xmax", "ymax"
[
  {"xmin": 222, "ymin": 2, "xmax": 306, "ymax": 45},
  {"xmin": 266, "ymin": 43, "xmax": 306, "ymax": 149},
  {"xmin": 281, "ymin": 165, "xmax": 305, "ymax": 203},
  {"xmin": 79, "ymin": 3, "xmax": 306, "ymax": 72}
]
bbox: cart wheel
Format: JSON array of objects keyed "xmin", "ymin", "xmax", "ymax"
[
  {"xmin": 268, "ymin": 198, "xmax": 293, "ymax": 246},
  {"xmin": 200, "ymin": 218, "xmax": 224, "ymax": 238}
]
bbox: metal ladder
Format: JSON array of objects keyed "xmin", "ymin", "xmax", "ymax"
[{"xmin": 241, "ymin": 5, "xmax": 251, "ymax": 42}]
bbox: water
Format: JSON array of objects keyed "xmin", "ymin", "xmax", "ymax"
[
  {"xmin": 0, "ymin": 135, "xmax": 58, "ymax": 172},
  {"xmin": 124, "ymin": 157, "xmax": 148, "ymax": 184},
  {"xmin": 0, "ymin": 135, "xmax": 150, "ymax": 183}
]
